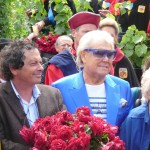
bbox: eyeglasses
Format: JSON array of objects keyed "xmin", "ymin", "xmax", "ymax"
[{"xmin": 84, "ymin": 49, "xmax": 116, "ymax": 60}]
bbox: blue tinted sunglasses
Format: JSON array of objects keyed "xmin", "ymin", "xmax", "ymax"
[{"xmin": 84, "ymin": 49, "xmax": 117, "ymax": 60}]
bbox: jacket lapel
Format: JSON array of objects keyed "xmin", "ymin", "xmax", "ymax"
[
  {"xmin": 105, "ymin": 75, "xmax": 120, "ymax": 125},
  {"xmin": 2, "ymin": 82, "xmax": 29, "ymax": 127},
  {"xmin": 68, "ymin": 72, "xmax": 93, "ymax": 114}
]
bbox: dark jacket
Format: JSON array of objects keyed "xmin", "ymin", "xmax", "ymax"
[
  {"xmin": 0, "ymin": 82, "xmax": 65, "ymax": 150},
  {"xmin": 114, "ymin": 55, "xmax": 140, "ymax": 87}
]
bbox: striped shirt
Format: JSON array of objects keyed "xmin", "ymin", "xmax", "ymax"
[{"xmin": 85, "ymin": 83, "xmax": 107, "ymax": 120}]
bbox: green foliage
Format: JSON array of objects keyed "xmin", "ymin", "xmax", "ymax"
[
  {"xmin": 0, "ymin": 0, "xmax": 93, "ymax": 38},
  {"xmin": 50, "ymin": 0, "xmax": 93, "ymax": 35},
  {"xmin": 114, "ymin": 1, "xmax": 132, "ymax": 15},
  {"xmin": 0, "ymin": 0, "xmax": 46, "ymax": 39},
  {"xmin": 119, "ymin": 25, "xmax": 150, "ymax": 68}
]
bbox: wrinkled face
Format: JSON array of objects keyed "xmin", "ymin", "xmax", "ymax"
[
  {"xmin": 100, "ymin": 26, "xmax": 118, "ymax": 43},
  {"xmin": 55, "ymin": 39, "xmax": 73, "ymax": 53},
  {"xmin": 12, "ymin": 48, "xmax": 43, "ymax": 85},
  {"xmin": 72, "ymin": 24, "xmax": 97, "ymax": 48},
  {"xmin": 81, "ymin": 42, "xmax": 115, "ymax": 79}
]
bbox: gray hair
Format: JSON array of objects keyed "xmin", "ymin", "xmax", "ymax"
[
  {"xmin": 55, "ymin": 35, "xmax": 73, "ymax": 46},
  {"xmin": 141, "ymin": 69, "xmax": 150, "ymax": 99},
  {"xmin": 76, "ymin": 30, "xmax": 114, "ymax": 68}
]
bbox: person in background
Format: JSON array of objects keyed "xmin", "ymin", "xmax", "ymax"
[
  {"xmin": 0, "ymin": 40, "xmax": 65, "ymax": 149},
  {"xmin": 52, "ymin": 30, "xmax": 133, "ymax": 128},
  {"xmin": 99, "ymin": 17, "xmax": 140, "ymax": 87},
  {"xmin": 143, "ymin": 55, "xmax": 150, "ymax": 72},
  {"xmin": 102, "ymin": 0, "xmax": 150, "ymax": 33},
  {"xmin": 0, "ymin": 38, "xmax": 12, "ymax": 83},
  {"xmin": 26, "ymin": 0, "xmax": 77, "ymax": 40},
  {"xmin": 119, "ymin": 68, "xmax": 150, "ymax": 150},
  {"xmin": 44, "ymin": 11, "xmax": 100, "ymax": 85},
  {"xmin": 54, "ymin": 35, "xmax": 73, "ymax": 53},
  {"xmin": 26, "ymin": 0, "xmax": 101, "ymax": 40}
]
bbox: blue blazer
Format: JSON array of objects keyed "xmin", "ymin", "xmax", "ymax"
[
  {"xmin": 52, "ymin": 71, "xmax": 133, "ymax": 127},
  {"xmin": 119, "ymin": 103, "xmax": 150, "ymax": 150}
]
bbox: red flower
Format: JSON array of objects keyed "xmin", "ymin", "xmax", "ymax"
[
  {"xmin": 36, "ymin": 32, "xmax": 60, "ymax": 54},
  {"xmin": 57, "ymin": 125, "xmax": 73, "ymax": 141},
  {"xmin": 50, "ymin": 139, "xmax": 67, "ymax": 150},
  {"xmin": 67, "ymin": 137, "xmax": 86, "ymax": 150},
  {"xmin": 76, "ymin": 106, "xmax": 91, "ymax": 116},
  {"xmin": 20, "ymin": 106, "xmax": 125, "ymax": 150}
]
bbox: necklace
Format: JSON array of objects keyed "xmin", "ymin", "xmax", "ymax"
[{"xmin": 69, "ymin": 49, "xmax": 80, "ymax": 72}]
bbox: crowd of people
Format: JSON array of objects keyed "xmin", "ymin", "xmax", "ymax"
[{"xmin": 0, "ymin": 1, "xmax": 150, "ymax": 149}]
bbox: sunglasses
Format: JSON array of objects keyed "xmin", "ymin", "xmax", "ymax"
[{"xmin": 84, "ymin": 49, "xmax": 116, "ymax": 60}]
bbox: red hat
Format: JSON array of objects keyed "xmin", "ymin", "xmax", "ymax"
[{"xmin": 68, "ymin": 11, "xmax": 100, "ymax": 30}]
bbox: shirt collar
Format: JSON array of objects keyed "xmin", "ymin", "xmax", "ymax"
[{"xmin": 10, "ymin": 80, "xmax": 41, "ymax": 100}]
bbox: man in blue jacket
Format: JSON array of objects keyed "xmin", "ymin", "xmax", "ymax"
[{"xmin": 52, "ymin": 30, "xmax": 133, "ymax": 128}]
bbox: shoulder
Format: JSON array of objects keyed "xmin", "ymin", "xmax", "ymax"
[
  {"xmin": 37, "ymin": 84, "xmax": 60, "ymax": 93},
  {"xmin": 50, "ymin": 50, "xmax": 70, "ymax": 61},
  {"xmin": 106, "ymin": 74, "xmax": 130, "ymax": 86},
  {"xmin": 128, "ymin": 103, "xmax": 147, "ymax": 118}
]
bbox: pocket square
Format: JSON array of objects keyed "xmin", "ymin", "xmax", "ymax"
[{"xmin": 120, "ymin": 98, "xmax": 128, "ymax": 107}]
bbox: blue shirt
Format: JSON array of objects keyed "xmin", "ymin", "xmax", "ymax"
[
  {"xmin": 10, "ymin": 81, "xmax": 41, "ymax": 126},
  {"xmin": 119, "ymin": 102, "xmax": 150, "ymax": 150}
]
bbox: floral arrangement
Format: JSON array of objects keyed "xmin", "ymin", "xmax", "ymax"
[
  {"xmin": 36, "ymin": 32, "xmax": 60, "ymax": 54},
  {"xmin": 20, "ymin": 106, "xmax": 125, "ymax": 150}
]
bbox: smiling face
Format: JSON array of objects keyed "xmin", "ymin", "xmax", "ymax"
[
  {"xmin": 81, "ymin": 41, "xmax": 114, "ymax": 84},
  {"xmin": 55, "ymin": 39, "xmax": 73, "ymax": 53},
  {"xmin": 11, "ymin": 48, "xmax": 43, "ymax": 86}
]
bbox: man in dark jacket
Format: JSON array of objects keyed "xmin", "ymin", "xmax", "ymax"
[{"xmin": 0, "ymin": 40, "xmax": 65, "ymax": 149}]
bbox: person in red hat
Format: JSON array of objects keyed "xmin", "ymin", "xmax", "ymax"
[{"xmin": 44, "ymin": 11, "xmax": 100, "ymax": 85}]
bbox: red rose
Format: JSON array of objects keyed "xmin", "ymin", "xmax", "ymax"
[
  {"xmin": 57, "ymin": 125, "xmax": 73, "ymax": 141},
  {"xmin": 56, "ymin": 110, "xmax": 74, "ymax": 124},
  {"xmin": 76, "ymin": 106, "xmax": 91, "ymax": 116},
  {"xmin": 103, "ymin": 125, "xmax": 118, "ymax": 140},
  {"xmin": 88, "ymin": 121, "xmax": 104, "ymax": 136},
  {"xmin": 36, "ymin": 33, "xmax": 59, "ymax": 54},
  {"xmin": 67, "ymin": 137, "xmax": 85, "ymax": 150},
  {"xmin": 102, "ymin": 137, "xmax": 125, "ymax": 150},
  {"xmin": 77, "ymin": 113, "xmax": 91, "ymax": 123},
  {"xmin": 78, "ymin": 132, "xmax": 91, "ymax": 147},
  {"xmin": 19, "ymin": 126, "xmax": 34, "ymax": 145},
  {"xmin": 50, "ymin": 139, "xmax": 67, "ymax": 150},
  {"xmin": 71, "ymin": 120, "xmax": 85, "ymax": 133},
  {"xmin": 34, "ymin": 130, "xmax": 48, "ymax": 149}
]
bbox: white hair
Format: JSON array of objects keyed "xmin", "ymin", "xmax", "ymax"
[
  {"xmin": 76, "ymin": 30, "xmax": 114, "ymax": 68},
  {"xmin": 141, "ymin": 69, "xmax": 150, "ymax": 98}
]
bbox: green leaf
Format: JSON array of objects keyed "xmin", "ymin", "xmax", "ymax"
[
  {"xmin": 135, "ymin": 44, "xmax": 147, "ymax": 57},
  {"xmin": 132, "ymin": 35, "xmax": 144, "ymax": 44},
  {"xmin": 124, "ymin": 49, "xmax": 134, "ymax": 57}
]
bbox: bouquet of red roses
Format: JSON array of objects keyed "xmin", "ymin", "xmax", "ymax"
[
  {"xmin": 36, "ymin": 32, "xmax": 60, "ymax": 54},
  {"xmin": 20, "ymin": 106, "xmax": 125, "ymax": 150}
]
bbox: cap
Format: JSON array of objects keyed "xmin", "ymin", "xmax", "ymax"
[{"xmin": 68, "ymin": 11, "xmax": 100, "ymax": 30}]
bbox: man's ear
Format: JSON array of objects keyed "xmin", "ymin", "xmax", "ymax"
[
  {"xmin": 9, "ymin": 65, "xmax": 18, "ymax": 76},
  {"xmin": 80, "ymin": 51, "xmax": 87, "ymax": 64},
  {"xmin": 71, "ymin": 29, "xmax": 77, "ymax": 38}
]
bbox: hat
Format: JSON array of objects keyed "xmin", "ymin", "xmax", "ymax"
[{"xmin": 68, "ymin": 11, "xmax": 100, "ymax": 29}]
